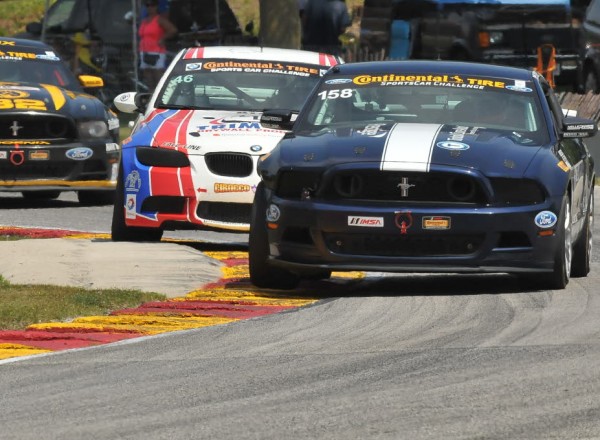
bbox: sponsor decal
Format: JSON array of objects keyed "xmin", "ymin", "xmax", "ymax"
[
  {"xmin": 126, "ymin": 194, "xmax": 136, "ymax": 219},
  {"xmin": 353, "ymin": 146, "xmax": 366, "ymax": 155},
  {"xmin": 105, "ymin": 143, "xmax": 120, "ymax": 152},
  {"xmin": 506, "ymin": 85, "xmax": 532, "ymax": 93},
  {"xmin": 29, "ymin": 150, "xmax": 49, "ymax": 160},
  {"xmin": 0, "ymin": 90, "xmax": 29, "ymax": 99},
  {"xmin": 557, "ymin": 160, "xmax": 570, "ymax": 172},
  {"xmin": 266, "ymin": 204, "xmax": 280, "ymax": 222},
  {"xmin": 125, "ymin": 170, "xmax": 142, "ymax": 192},
  {"xmin": 107, "ymin": 118, "xmax": 120, "ymax": 130},
  {"xmin": 348, "ymin": 216, "xmax": 384, "ymax": 227},
  {"xmin": 422, "ymin": 216, "xmax": 451, "ymax": 230},
  {"xmin": 186, "ymin": 63, "xmax": 202, "ymax": 71},
  {"xmin": 65, "ymin": 147, "xmax": 93, "ymax": 160},
  {"xmin": 119, "ymin": 93, "xmax": 130, "ymax": 102},
  {"xmin": 0, "ymin": 140, "xmax": 49, "ymax": 145},
  {"xmin": 566, "ymin": 124, "xmax": 595, "ymax": 131},
  {"xmin": 198, "ymin": 61, "xmax": 321, "ymax": 77},
  {"xmin": 214, "ymin": 183, "xmax": 251, "ymax": 193},
  {"xmin": 436, "ymin": 141, "xmax": 470, "ymax": 151},
  {"xmin": 325, "ymin": 78, "xmax": 353, "ymax": 85},
  {"xmin": 394, "ymin": 211, "xmax": 413, "ymax": 234},
  {"xmin": 0, "ymin": 40, "xmax": 16, "ymax": 46},
  {"xmin": 534, "ymin": 211, "xmax": 557, "ymax": 228},
  {"xmin": 303, "ymin": 153, "xmax": 315, "ymax": 162},
  {"xmin": 36, "ymin": 53, "xmax": 60, "ymax": 61},
  {"xmin": 358, "ymin": 124, "xmax": 385, "ymax": 137},
  {"xmin": 0, "ymin": 151, "xmax": 7, "ymax": 159}
]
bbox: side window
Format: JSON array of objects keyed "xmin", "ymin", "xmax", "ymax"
[
  {"xmin": 586, "ymin": 0, "xmax": 600, "ymax": 24},
  {"xmin": 561, "ymin": 139, "xmax": 585, "ymax": 164},
  {"xmin": 45, "ymin": 0, "xmax": 77, "ymax": 29}
]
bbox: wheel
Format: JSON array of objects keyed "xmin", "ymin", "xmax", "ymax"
[
  {"xmin": 548, "ymin": 197, "xmax": 573, "ymax": 290},
  {"xmin": 110, "ymin": 163, "xmax": 163, "ymax": 242},
  {"xmin": 78, "ymin": 190, "xmax": 115, "ymax": 206},
  {"xmin": 571, "ymin": 189, "xmax": 594, "ymax": 277},
  {"xmin": 22, "ymin": 191, "xmax": 61, "ymax": 200},
  {"xmin": 584, "ymin": 69, "xmax": 599, "ymax": 94},
  {"xmin": 248, "ymin": 183, "xmax": 300, "ymax": 290}
]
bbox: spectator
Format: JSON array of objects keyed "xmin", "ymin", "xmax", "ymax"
[
  {"xmin": 302, "ymin": 0, "xmax": 351, "ymax": 55},
  {"xmin": 138, "ymin": 0, "xmax": 178, "ymax": 90}
]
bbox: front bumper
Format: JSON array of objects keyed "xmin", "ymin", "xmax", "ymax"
[
  {"xmin": 265, "ymin": 196, "xmax": 563, "ymax": 275},
  {"xmin": 0, "ymin": 141, "xmax": 120, "ymax": 191}
]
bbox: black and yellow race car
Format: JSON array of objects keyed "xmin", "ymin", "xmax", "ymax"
[{"xmin": 0, "ymin": 37, "xmax": 120, "ymax": 204}]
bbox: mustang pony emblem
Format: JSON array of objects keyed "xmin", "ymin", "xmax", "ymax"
[
  {"xmin": 10, "ymin": 120, "xmax": 23, "ymax": 137},
  {"xmin": 397, "ymin": 177, "xmax": 415, "ymax": 197}
]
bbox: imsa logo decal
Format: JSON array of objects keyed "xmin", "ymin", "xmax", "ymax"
[{"xmin": 348, "ymin": 216, "xmax": 384, "ymax": 227}]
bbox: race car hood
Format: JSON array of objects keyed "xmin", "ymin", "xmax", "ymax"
[
  {"xmin": 131, "ymin": 109, "xmax": 286, "ymax": 154},
  {"xmin": 0, "ymin": 81, "xmax": 104, "ymax": 119},
  {"xmin": 285, "ymin": 123, "xmax": 543, "ymax": 177}
]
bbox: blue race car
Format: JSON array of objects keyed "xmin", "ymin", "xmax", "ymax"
[{"xmin": 250, "ymin": 60, "xmax": 596, "ymax": 290}]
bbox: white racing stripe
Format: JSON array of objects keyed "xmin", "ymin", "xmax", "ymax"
[{"xmin": 381, "ymin": 123, "xmax": 442, "ymax": 172}]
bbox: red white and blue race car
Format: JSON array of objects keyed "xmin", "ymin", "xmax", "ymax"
[{"xmin": 112, "ymin": 46, "xmax": 341, "ymax": 241}]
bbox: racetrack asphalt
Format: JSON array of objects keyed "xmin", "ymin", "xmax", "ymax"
[{"xmin": 0, "ymin": 227, "xmax": 324, "ymax": 361}]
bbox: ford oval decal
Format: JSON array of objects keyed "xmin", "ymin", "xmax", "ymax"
[
  {"xmin": 325, "ymin": 78, "xmax": 353, "ymax": 84},
  {"xmin": 66, "ymin": 147, "xmax": 93, "ymax": 160},
  {"xmin": 436, "ymin": 141, "xmax": 470, "ymax": 151},
  {"xmin": 534, "ymin": 211, "xmax": 557, "ymax": 228}
]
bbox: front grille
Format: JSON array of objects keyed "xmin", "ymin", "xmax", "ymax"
[
  {"xmin": 0, "ymin": 115, "xmax": 76, "ymax": 140},
  {"xmin": 324, "ymin": 232, "xmax": 485, "ymax": 257},
  {"xmin": 319, "ymin": 171, "xmax": 488, "ymax": 205},
  {"xmin": 196, "ymin": 202, "xmax": 252, "ymax": 224},
  {"xmin": 0, "ymin": 159, "xmax": 107, "ymax": 180},
  {"xmin": 205, "ymin": 153, "xmax": 253, "ymax": 177}
]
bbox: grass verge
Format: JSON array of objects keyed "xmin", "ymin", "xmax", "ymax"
[{"xmin": 0, "ymin": 276, "xmax": 165, "ymax": 331}]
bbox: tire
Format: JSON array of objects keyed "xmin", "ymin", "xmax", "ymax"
[
  {"xmin": 547, "ymin": 197, "xmax": 572, "ymax": 290},
  {"xmin": 248, "ymin": 183, "xmax": 300, "ymax": 290},
  {"xmin": 110, "ymin": 163, "xmax": 163, "ymax": 242},
  {"xmin": 22, "ymin": 191, "xmax": 61, "ymax": 200},
  {"xmin": 571, "ymin": 189, "xmax": 594, "ymax": 278},
  {"xmin": 584, "ymin": 69, "xmax": 599, "ymax": 94},
  {"xmin": 78, "ymin": 190, "xmax": 115, "ymax": 206}
]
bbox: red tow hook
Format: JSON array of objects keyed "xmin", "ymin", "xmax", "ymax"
[{"xmin": 10, "ymin": 144, "xmax": 25, "ymax": 166}]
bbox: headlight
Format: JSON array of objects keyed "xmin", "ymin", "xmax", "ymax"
[
  {"xmin": 78, "ymin": 120, "xmax": 109, "ymax": 139},
  {"xmin": 488, "ymin": 31, "xmax": 504, "ymax": 45}
]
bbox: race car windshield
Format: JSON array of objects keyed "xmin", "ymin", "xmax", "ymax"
[
  {"xmin": 0, "ymin": 58, "xmax": 80, "ymax": 90},
  {"xmin": 299, "ymin": 75, "xmax": 550, "ymax": 145},
  {"xmin": 156, "ymin": 59, "xmax": 321, "ymax": 112}
]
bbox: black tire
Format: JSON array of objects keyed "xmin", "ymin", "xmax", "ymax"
[
  {"xmin": 548, "ymin": 197, "xmax": 572, "ymax": 290},
  {"xmin": 22, "ymin": 190, "xmax": 61, "ymax": 200},
  {"xmin": 584, "ymin": 69, "xmax": 599, "ymax": 94},
  {"xmin": 248, "ymin": 183, "xmax": 300, "ymax": 290},
  {"xmin": 78, "ymin": 190, "xmax": 115, "ymax": 206},
  {"xmin": 111, "ymin": 163, "xmax": 163, "ymax": 242},
  {"xmin": 571, "ymin": 189, "xmax": 594, "ymax": 278}
]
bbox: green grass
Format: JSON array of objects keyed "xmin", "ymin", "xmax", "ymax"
[{"xmin": 0, "ymin": 275, "xmax": 165, "ymax": 330}]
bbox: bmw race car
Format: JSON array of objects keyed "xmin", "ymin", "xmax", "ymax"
[
  {"xmin": 250, "ymin": 60, "xmax": 596, "ymax": 290},
  {"xmin": 111, "ymin": 46, "xmax": 341, "ymax": 241},
  {"xmin": 0, "ymin": 37, "xmax": 120, "ymax": 204}
]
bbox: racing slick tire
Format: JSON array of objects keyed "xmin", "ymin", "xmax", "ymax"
[
  {"xmin": 21, "ymin": 191, "xmax": 61, "ymax": 200},
  {"xmin": 571, "ymin": 189, "xmax": 593, "ymax": 278},
  {"xmin": 111, "ymin": 163, "xmax": 163, "ymax": 242},
  {"xmin": 249, "ymin": 183, "xmax": 300, "ymax": 290},
  {"xmin": 78, "ymin": 190, "xmax": 115, "ymax": 206},
  {"xmin": 548, "ymin": 197, "xmax": 572, "ymax": 290}
]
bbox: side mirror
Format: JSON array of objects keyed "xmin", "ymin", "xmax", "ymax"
[
  {"xmin": 25, "ymin": 22, "xmax": 43, "ymax": 35},
  {"xmin": 260, "ymin": 109, "xmax": 295, "ymax": 131},
  {"xmin": 562, "ymin": 117, "xmax": 598, "ymax": 138},
  {"xmin": 78, "ymin": 74, "xmax": 104, "ymax": 89},
  {"xmin": 113, "ymin": 92, "xmax": 152, "ymax": 114}
]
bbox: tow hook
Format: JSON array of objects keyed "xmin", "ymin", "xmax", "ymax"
[{"xmin": 10, "ymin": 149, "xmax": 25, "ymax": 166}]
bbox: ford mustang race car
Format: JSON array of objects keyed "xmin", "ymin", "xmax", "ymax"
[
  {"xmin": 250, "ymin": 60, "xmax": 596, "ymax": 290},
  {"xmin": 0, "ymin": 37, "xmax": 120, "ymax": 204},
  {"xmin": 111, "ymin": 46, "xmax": 341, "ymax": 241}
]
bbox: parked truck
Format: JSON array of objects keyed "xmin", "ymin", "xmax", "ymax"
[{"xmin": 360, "ymin": 0, "xmax": 591, "ymax": 91}]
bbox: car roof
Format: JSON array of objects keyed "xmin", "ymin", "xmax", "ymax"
[
  {"xmin": 330, "ymin": 60, "xmax": 537, "ymax": 81},
  {"xmin": 0, "ymin": 37, "xmax": 56, "ymax": 54},
  {"xmin": 180, "ymin": 46, "xmax": 341, "ymax": 67}
]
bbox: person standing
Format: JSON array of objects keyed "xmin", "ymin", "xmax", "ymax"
[
  {"xmin": 138, "ymin": 0, "xmax": 178, "ymax": 90},
  {"xmin": 302, "ymin": 0, "xmax": 351, "ymax": 55}
]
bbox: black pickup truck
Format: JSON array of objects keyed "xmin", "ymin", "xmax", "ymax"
[{"xmin": 360, "ymin": 0, "xmax": 591, "ymax": 91}]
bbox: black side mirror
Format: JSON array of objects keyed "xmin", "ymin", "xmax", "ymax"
[
  {"xmin": 260, "ymin": 109, "xmax": 295, "ymax": 131},
  {"xmin": 25, "ymin": 22, "xmax": 43, "ymax": 35},
  {"xmin": 134, "ymin": 93, "xmax": 153, "ymax": 114}
]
